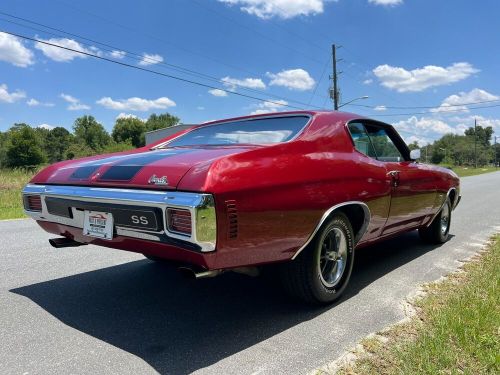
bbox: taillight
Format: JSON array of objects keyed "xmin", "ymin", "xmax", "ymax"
[
  {"xmin": 23, "ymin": 195, "xmax": 42, "ymax": 212},
  {"xmin": 167, "ymin": 208, "xmax": 192, "ymax": 235}
]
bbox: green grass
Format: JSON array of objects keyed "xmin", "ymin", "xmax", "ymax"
[
  {"xmin": 439, "ymin": 165, "xmax": 499, "ymax": 178},
  {"xmin": 340, "ymin": 235, "xmax": 500, "ymax": 375},
  {"xmin": 0, "ymin": 169, "xmax": 36, "ymax": 220}
]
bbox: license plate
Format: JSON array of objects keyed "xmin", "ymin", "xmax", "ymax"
[{"xmin": 83, "ymin": 210, "xmax": 114, "ymax": 240}]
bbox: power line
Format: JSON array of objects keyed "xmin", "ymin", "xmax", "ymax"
[
  {"xmin": 1, "ymin": 29, "xmax": 308, "ymax": 111},
  {"xmin": 347, "ymin": 98, "xmax": 500, "ymax": 110},
  {"xmin": 0, "ymin": 13, "xmax": 325, "ymax": 110},
  {"xmin": 369, "ymin": 103, "xmax": 500, "ymax": 117},
  {"xmin": 190, "ymin": 0, "xmax": 326, "ymax": 66}
]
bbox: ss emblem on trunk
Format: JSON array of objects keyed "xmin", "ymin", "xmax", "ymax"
[{"xmin": 131, "ymin": 215, "xmax": 149, "ymax": 225}]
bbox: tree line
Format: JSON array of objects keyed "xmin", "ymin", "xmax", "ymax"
[
  {"xmin": 409, "ymin": 124, "xmax": 499, "ymax": 167},
  {"xmin": 0, "ymin": 113, "xmax": 179, "ymax": 168}
]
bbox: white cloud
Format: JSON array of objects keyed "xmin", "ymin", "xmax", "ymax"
[
  {"xmin": 138, "ymin": 53, "xmax": 164, "ymax": 66},
  {"xmin": 60, "ymin": 93, "xmax": 90, "ymax": 110},
  {"xmin": 394, "ymin": 116, "xmax": 465, "ymax": 140},
  {"xmin": 37, "ymin": 124, "xmax": 55, "ymax": 130},
  {"xmin": 109, "ymin": 50, "xmax": 126, "ymax": 59},
  {"xmin": 368, "ymin": 0, "xmax": 403, "ymax": 6},
  {"xmin": 0, "ymin": 84, "xmax": 26, "ymax": 103},
  {"xmin": 218, "ymin": 0, "xmax": 325, "ymax": 19},
  {"xmin": 208, "ymin": 89, "xmax": 228, "ymax": 97},
  {"xmin": 27, "ymin": 98, "xmax": 55, "ymax": 107},
  {"xmin": 449, "ymin": 115, "xmax": 500, "ymax": 135},
  {"xmin": 0, "ymin": 32, "xmax": 34, "ymax": 67},
  {"xmin": 222, "ymin": 76, "xmax": 266, "ymax": 90},
  {"xmin": 374, "ymin": 105, "xmax": 387, "ymax": 111},
  {"xmin": 35, "ymin": 37, "xmax": 97, "ymax": 62},
  {"xmin": 363, "ymin": 79, "xmax": 373, "ymax": 85},
  {"xmin": 250, "ymin": 99, "xmax": 288, "ymax": 115},
  {"xmin": 97, "ymin": 96, "xmax": 176, "ymax": 111},
  {"xmin": 267, "ymin": 68, "xmax": 315, "ymax": 91},
  {"xmin": 431, "ymin": 88, "xmax": 499, "ymax": 113},
  {"xmin": 197, "ymin": 106, "xmax": 205, "ymax": 110},
  {"xmin": 373, "ymin": 62, "xmax": 479, "ymax": 92}
]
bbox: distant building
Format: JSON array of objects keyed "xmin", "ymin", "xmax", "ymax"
[{"xmin": 145, "ymin": 124, "xmax": 194, "ymax": 145}]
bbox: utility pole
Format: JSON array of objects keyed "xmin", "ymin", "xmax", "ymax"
[
  {"xmin": 474, "ymin": 118, "xmax": 478, "ymax": 168},
  {"xmin": 495, "ymin": 135, "xmax": 498, "ymax": 168},
  {"xmin": 330, "ymin": 44, "xmax": 340, "ymax": 110}
]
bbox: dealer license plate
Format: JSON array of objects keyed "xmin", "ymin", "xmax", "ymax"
[{"xmin": 83, "ymin": 210, "xmax": 114, "ymax": 240}]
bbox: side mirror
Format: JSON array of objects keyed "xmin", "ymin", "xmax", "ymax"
[{"xmin": 410, "ymin": 149, "xmax": 421, "ymax": 161}]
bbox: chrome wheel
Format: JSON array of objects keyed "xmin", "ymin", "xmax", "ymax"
[
  {"xmin": 440, "ymin": 203, "xmax": 450, "ymax": 235},
  {"xmin": 318, "ymin": 227, "xmax": 348, "ymax": 288}
]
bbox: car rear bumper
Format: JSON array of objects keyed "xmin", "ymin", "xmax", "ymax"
[{"xmin": 22, "ymin": 184, "xmax": 217, "ymax": 253}]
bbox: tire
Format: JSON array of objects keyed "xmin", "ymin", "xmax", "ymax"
[
  {"xmin": 419, "ymin": 197, "xmax": 452, "ymax": 244},
  {"xmin": 279, "ymin": 212, "xmax": 355, "ymax": 304}
]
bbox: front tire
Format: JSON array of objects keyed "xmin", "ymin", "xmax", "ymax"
[
  {"xmin": 419, "ymin": 197, "xmax": 452, "ymax": 244},
  {"xmin": 279, "ymin": 212, "xmax": 355, "ymax": 304}
]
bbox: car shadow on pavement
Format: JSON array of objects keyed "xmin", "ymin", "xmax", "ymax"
[{"xmin": 11, "ymin": 231, "xmax": 443, "ymax": 374}]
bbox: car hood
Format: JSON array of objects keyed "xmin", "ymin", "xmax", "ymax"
[{"xmin": 33, "ymin": 146, "xmax": 256, "ymax": 190}]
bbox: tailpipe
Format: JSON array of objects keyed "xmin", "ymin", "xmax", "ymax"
[
  {"xmin": 49, "ymin": 237, "xmax": 87, "ymax": 248},
  {"xmin": 178, "ymin": 266, "xmax": 223, "ymax": 279}
]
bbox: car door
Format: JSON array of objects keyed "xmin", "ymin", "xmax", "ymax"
[{"xmin": 360, "ymin": 123, "xmax": 437, "ymax": 235}]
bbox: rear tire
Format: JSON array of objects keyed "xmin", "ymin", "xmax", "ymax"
[
  {"xmin": 279, "ymin": 212, "xmax": 355, "ymax": 304},
  {"xmin": 419, "ymin": 197, "xmax": 452, "ymax": 244}
]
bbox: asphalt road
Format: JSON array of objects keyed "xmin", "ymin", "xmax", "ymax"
[{"xmin": 1, "ymin": 172, "xmax": 499, "ymax": 375}]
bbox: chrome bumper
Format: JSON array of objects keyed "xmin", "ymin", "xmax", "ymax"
[{"xmin": 22, "ymin": 184, "xmax": 217, "ymax": 252}]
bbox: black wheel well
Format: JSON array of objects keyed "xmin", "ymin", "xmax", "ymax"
[{"xmin": 336, "ymin": 204, "xmax": 368, "ymax": 243}]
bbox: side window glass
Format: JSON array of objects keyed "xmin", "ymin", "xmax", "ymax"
[
  {"xmin": 347, "ymin": 122, "xmax": 376, "ymax": 157},
  {"xmin": 365, "ymin": 125, "xmax": 403, "ymax": 162}
]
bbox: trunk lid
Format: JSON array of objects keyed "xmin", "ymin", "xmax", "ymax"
[{"xmin": 39, "ymin": 146, "xmax": 255, "ymax": 190}]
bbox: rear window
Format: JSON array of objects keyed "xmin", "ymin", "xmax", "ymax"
[{"xmin": 166, "ymin": 116, "xmax": 309, "ymax": 147}]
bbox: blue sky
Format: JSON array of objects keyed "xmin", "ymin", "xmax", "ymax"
[{"xmin": 0, "ymin": 0, "xmax": 499, "ymax": 145}]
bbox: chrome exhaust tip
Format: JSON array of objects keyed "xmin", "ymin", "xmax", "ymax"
[
  {"xmin": 178, "ymin": 266, "xmax": 223, "ymax": 279},
  {"xmin": 49, "ymin": 237, "xmax": 87, "ymax": 248}
]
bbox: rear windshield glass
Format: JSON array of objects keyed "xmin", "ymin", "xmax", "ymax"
[{"xmin": 166, "ymin": 116, "xmax": 309, "ymax": 147}]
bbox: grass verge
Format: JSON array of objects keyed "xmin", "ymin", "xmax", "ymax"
[
  {"xmin": 0, "ymin": 168, "xmax": 36, "ymax": 220},
  {"xmin": 441, "ymin": 165, "xmax": 499, "ymax": 177},
  {"xmin": 339, "ymin": 235, "xmax": 500, "ymax": 375}
]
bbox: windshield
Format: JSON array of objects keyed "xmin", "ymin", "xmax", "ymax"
[{"xmin": 165, "ymin": 116, "xmax": 309, "ymax": 147}]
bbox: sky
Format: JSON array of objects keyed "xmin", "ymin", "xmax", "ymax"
[{"xmin": 0, "ymin": 0, "xmax": 499, "ymax": 145}]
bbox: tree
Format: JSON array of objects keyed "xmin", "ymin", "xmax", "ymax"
[
  {"xmin": 112, "ymin": 117, "xmax": 146, "ymax": 147},
  {"xmin": 407, "ymin": 141, "xmax": 420, "ymax": 151},
  {"xmin": 6, "ymin": 125, "xmax": 47, "ymax": 168},
  {"xmin": 46, "ymin": 127, "xmax": 73, "ymax": 162},
  {"xmin": 464, "ymin": 125, "xmax": 493, "ymax": 147},
  {"xmin": 145, "ymin": 113, "xmax": 179, "ymax": 132},
  {"xmin": 73, "ymin": 115, "xmax": 110, "ymax": 151}
]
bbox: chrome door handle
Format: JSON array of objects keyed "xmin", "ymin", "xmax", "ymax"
[{"xmin": 387, "ymin": 170, "xmax": 400, "ymax": 187}]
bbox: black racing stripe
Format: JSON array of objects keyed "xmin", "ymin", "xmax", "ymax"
[
  {"xmin": 99, "ymin": 165, "xmax": 143, "ymax": 181},
  {"xmin": 97, "ymin": 150, "xmax": 193, "ymax": 181},
  {"xmin": 70, "ymin": 165, "xmax": 101, "ymax": 180}
]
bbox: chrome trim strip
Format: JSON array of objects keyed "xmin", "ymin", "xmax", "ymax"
[
  {"xmin": 291, "ymin": 201, "xmax": 371, "ymax": 260},
  {"xmin": 22, "ymin": 184, "xmax": 217, "ymax": 252},
  {"xmin": 425, "ymin": 187, "xmax": 457, "ymax": 227},
  {"xmin": 152, "ymin": 113, "xmax": 313, "ymax": 150}
]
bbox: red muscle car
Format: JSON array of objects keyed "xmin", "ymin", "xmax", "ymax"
[{"xmin": 22, "ymin": 111, "xmax": 460, "ymax": 304}]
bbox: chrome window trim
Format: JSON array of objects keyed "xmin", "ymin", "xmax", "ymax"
[
  {"xmin": 152, "ymin": 113, "xmax": 313, "ymax": 150},
  {"xmin": 22, "ymin": 184, "xmax": 217, "ymax": 252},
  {"xmin": 291, "ymin": 201, "xmax": 371, "ymax": 260}
]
